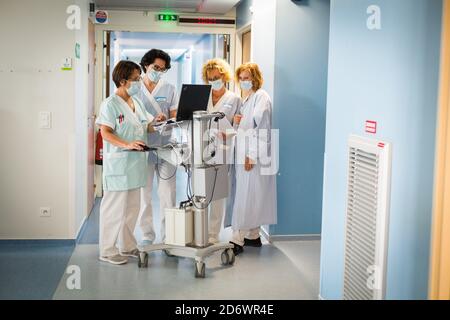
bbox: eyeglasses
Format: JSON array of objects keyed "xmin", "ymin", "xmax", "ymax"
[{"xmin": 151, "ymin": 64, "xmax": 168, "ymax": 73}]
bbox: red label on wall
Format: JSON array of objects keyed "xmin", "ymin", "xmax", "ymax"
[{"xmin": 365, "ymin": 120, "xmax": 377, "ymax": 134}]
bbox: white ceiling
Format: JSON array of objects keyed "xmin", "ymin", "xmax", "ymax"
[
  {"xmin": 95, "ymin": 0, "xmax": 241, "ymax": 14},
  {"xmin": 112, "ymin": 31, "xmax": 207, "ymax": 49},
  {"xmin": 111, "ymin": 31, "xmax": 213, "ymax": 60}
]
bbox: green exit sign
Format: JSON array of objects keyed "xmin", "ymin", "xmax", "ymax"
[{"xmin": 157, "ymin": 14, "xmax": 178, "ymax": 21}]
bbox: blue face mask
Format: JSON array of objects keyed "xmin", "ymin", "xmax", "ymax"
[
  {"xmin": 240, "ymin": 80, "xmax": 253, "ymax": 91},
  {"xmin": 126, "ymin": 81, "xmax": 141, "ymax": 96},
  {"xmin": 147, "ymin": 69, "xmax": 162, "ymax": 83},
  {"xmin": 209, "ymin": 79, "xmax": 224, "ymax": 91}
]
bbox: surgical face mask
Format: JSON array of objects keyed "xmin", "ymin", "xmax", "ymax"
[
  {"xmin": 126, "ymin": 81, "xmax": 141, "ymax": 96},
  {"xmin": 240, "ymin": 80, "xmax": 253, "ymax": 91},
  {"xmin": 209, "ymin": 79, "xmax": 224, "ymax": 91},
  {"xmin": 147, "ymin": 68, "xmax": 162, "ymax": 83}
]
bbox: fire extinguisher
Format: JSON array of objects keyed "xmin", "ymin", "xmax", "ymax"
[{"xmin": 95, "ymin": 129, "xmax": 103, "ymax": 165}]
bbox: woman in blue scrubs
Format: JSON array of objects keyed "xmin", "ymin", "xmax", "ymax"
[{"xmin": 96, "ymin": 61, "xmax": 155, "ymax": 265}]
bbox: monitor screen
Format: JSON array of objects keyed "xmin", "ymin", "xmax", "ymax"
[{"xmin": 176, "ymin": 84, "xmax": 211, "ymax": 121}]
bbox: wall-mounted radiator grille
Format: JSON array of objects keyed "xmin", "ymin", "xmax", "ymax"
[{"xmin": 343, "ymin": 135, "xmax": 392, "ymax": 300}]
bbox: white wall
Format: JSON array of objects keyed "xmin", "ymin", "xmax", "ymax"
[
  {"xmin": 74, "ymin": 0, "xmax": 90, "ymax": 237},
  {"xmin": 0, "ymin": 0, "xmax": 89, "ymax": 239}
]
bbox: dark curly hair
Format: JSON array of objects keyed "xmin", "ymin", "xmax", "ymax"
[{"xmin": 140, "ymin": 49, "xmax": 171, "ymax": 73}]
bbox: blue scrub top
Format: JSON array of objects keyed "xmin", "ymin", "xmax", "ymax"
[{"xmin": 96, "ymin": 94, "xmax": 153, "ymax": 191}]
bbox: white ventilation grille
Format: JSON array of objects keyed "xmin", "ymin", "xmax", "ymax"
[{"xmin": 343, "ymin": 135, "xmax": 392, "ymax": 300}]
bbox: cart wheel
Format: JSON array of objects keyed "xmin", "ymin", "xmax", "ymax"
[
  {"xmin": 221, "ymin": 250, "xmax": 230, "ymax": 266},
  {"xmin": 195, "ymin": 262, "xmax": 205, "ymax": 278},
  {"xmin": 138, "ymin": 252, "xmax": 148, "ymax": 268},
  {"xmin": 227, "ymin": 248, "xmax": 235, "ymax": 265}
]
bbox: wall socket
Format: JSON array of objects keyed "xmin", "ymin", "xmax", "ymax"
[{"xmin": 40, "ymin": 207, "xmax": 51, "ymax": 217}]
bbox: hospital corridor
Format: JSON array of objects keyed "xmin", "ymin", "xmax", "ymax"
[{"xmin": 1, "ymin": 0, "xmax": 450, "ymax": 308}]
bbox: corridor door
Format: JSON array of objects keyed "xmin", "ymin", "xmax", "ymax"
[{"xmin": 242, "ymin": 30, "xmax": 251, "ymax": 64}]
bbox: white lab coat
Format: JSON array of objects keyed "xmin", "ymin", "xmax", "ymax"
[
  {"xmin": 137, "ymin": 79, "xmax": 179, "ymax": 159},
  {"xmin": 207, "ymin": 89, "xmax": 241, "ymax": 123},
  {"xmin": 136, "ymin": 78, "xmax": 178, "ymax": 242},
  {"xmin": 207, "ymin": 89, "xmax": 241, "ymax": 241},
  {"xmin": 206, "ymin": 89, "xmax": 241, "ymax": 165},
  {"xmin": 231, "ymin": 89, "xmax": 277, "ymax": 230}
]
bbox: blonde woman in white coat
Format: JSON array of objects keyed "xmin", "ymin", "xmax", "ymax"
[{"xmin": 201, "ymin": 58, "xmax": 242, "ymax": 244}]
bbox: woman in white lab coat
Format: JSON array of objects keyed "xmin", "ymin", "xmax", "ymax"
[
  {"xmin": 137, "ymin": 49, "xmax": 179, "ymax": 245},
  {"xmin": 201, "ymin": 58, "xmax": 242, "ymax": 244},
  {"xmin": 230, "ymin": 63, "xmax": 277, "ymax": 255}
]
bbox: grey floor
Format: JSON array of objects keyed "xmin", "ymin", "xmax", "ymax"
[
  {"xmin": 0, "ymin": 236, "xmax": 320, "ymax": 300},
  {"xmin": 52, "ymin": 169, "xmax": 321, "ymax": 300},
  {"xmin": 53, "ymin": 238, "xmax": 320, "ymax": 300}
]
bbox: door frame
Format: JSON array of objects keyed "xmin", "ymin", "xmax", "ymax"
[
  {"xmin": 95, "ymin": 22, "xmax": 236, "ymax": 111},
  {"xmin": 87, "ymin": 18, "xmax": 96, "ymax": 216},
  {"xmin": 429, "ymin": 0, "xmax": 450, "ymax": 300},
  {"xmin": 93, "ymin": 15, "xmax": 237, "ymax": 197},
  {"xmin": 234, "ymin": 22, "xmax": 252, "ymax": 98},
  {"xmin": 235, "ymin": 22, "xmax": 252, "ymax": 68}
]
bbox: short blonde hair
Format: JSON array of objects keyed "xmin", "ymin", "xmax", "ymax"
[
  {"xmin": 235, "ymin": 63, "xmax": 264, "ymax": 91},
  {"xmin": 202, "ymin": 58, "xmax": 232, "ymax": 84}
]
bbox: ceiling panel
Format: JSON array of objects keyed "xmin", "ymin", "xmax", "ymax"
[
  {"xmin": 111, "ymin": 31, "xmax": 211, "ymax": 60},
  {"xmin": 112, "ymin": 31, "xmax": 207, "ymax": 49}
]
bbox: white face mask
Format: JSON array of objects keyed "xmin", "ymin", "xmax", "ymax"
[
  {"xmin": 209, "ymin": 79, "xmax": 224, "ymax": 91},
  {"xmin": 126, "ymin": 81, "xmax": 141, "ymax": 96},
  {"xmin": 147, "ymin": 68, "xmax": 162, "ymax": 83},
  {"xmin": 240, "ymin": 80, "xmax": 253, "ymax": 91}
]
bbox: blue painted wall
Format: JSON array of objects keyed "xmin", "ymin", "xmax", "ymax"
[
  {"xmin": 272, "ymin": 0, "xmax": 330, "ymax": 235},
  {"xmin": 319, "ymin": 0, "xmax": 442, "ymax": 299},
  {"xmin": 236, "ymin": 0, "xmax": 330, "ymax": 236}
]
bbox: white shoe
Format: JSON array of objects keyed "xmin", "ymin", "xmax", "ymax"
[
  {"xmin": 120, "ymin": 248, "xmax": 140, "ymax": 258},
  {"xmin": 99, "ymin": 254, "xmax": 128, "ymax": 265}
]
